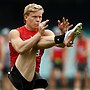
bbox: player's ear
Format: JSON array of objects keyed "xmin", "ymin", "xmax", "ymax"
[{"xmin": 24, "ymin": 15, "xmax": 28, "ymax": 21}]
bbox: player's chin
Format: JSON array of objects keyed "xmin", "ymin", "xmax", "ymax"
[{"xmin": 34, "ymin": 25, "xmax": 39, "ymax": 28}]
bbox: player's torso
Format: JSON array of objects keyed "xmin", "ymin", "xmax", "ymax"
[
  {"xmin": 9, "ymin": 26, "xmax": 38, "ymax": 66},
  {"xmin": 9, "ymin": 26, "xmax": 44, "ymax": 80},
  {"xmin": 15, "ymin": 26, "xmax": 39, "ymax": 81},
  {"xmin": 18, "ymin": 26, "xmax": 44, "ymax": 73}
]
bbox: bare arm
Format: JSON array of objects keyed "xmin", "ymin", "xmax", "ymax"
[
  {"xmin": 36, "ymin": 30, "xmax": 65, "ymax": 49},
  {"xmin": 9, "ymin": 30, "xmax": 42, "ymax": 54}
]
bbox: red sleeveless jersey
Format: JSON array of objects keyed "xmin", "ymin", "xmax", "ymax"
[
  {"xmin": 76, "ymin": 38, "xmax": 87, "ymax": 63},
  {"xmin": 9, "ymin": 26, "xmax": 44, "ymax": 72},
  {"xmin": 52, "ymin": 46, "xmax": 64, "ymax": 61}
]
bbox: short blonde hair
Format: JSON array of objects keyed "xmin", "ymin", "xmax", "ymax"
[{"xmin": 24, "ymin": 3, "xmax": 44, "ymax": 16}]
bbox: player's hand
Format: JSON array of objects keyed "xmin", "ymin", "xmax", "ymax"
[
  {"xmin": 58, "ymin": 17, "xmax": 73, "ymax": 34},
  {"xmin": 39, "ymin": 20, "xmax": 49, "ymax": 35}
]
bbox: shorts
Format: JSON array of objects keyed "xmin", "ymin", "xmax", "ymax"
[
  {"xmin": 8, "ymin": 65, "xmax": 48, "ymax": 90},
  {"xmin": 52, "ymin": 61, "xmax": 63, "ymax": 71},
  {"xmin": 77, "ymin": 62, "xmax": 87, "ymax": 72}
]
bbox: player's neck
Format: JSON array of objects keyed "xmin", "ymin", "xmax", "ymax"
[{"xmin": 25, "ymin": 25, "xmax": 37, "ymax": 31}]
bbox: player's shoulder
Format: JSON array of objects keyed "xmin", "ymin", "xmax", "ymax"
[
  {"xmin": 9, "ymin": 29, "xmax": 20, "ymax": 38},
  {"xmin": 9, "ymin": 29, "xmax": 19, "ymax": 34}
]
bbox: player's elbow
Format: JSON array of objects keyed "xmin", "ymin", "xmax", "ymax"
[{"xmin": 16, "ymin": 47, "xmax": 26, "ymax": 54}]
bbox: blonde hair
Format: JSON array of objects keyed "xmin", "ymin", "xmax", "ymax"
[{"xmin": 24, "ymin": 3, "xmax": 44, "ymax": 16}]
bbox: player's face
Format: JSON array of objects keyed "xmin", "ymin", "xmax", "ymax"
[{"xmin": 25, "ymin": 10, "xmax": 43, "ymax": 29}]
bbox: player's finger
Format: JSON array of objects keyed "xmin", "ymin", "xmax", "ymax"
[
  {"xmin": 66, "ymin": 19, "xmax": 68, "ymax": 22},
  {"xmin": 58, "ymin": 20, "xmax": 61, "ymax": 26},
  {"xmin": 42, "ymin": 25, "xmax": 48, "ymax": 30},
  {"xmin": 65, "ymin": 19, "xmax": 69, "ymax": 24},
  {"xmin": 68, "ymin": 24, "xmax": 73, "ymax": 30},
  {"xmin": 65, "ymin": 22, "xmax": 70, "ymax": 27},
  {"xmin": 42, "ymin": 20, "xmax": 49, "ymax": 26},
  {"xmin": 62, "ymin": 17, "xmax": 65, "ymax": 22}
]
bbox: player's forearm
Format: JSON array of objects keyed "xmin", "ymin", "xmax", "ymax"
[
  {"xmin": 15, "ymin": 32, "xmax": 42, "ymax": 54},
  {"xmin": 36, "ymin": 36, "xmax": 55, "ymax": 49},
  {"xmin": 36, "ymin": 35, "xmax": 65, "ymax": 49}
]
